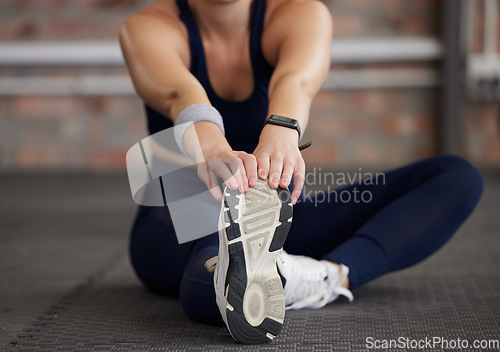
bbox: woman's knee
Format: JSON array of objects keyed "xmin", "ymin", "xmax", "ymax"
[
  {"xmin": 433, "ymin": 154, "xmax": 483, "ymax": 207},
  {"xmin": 129, "ymin": 237, "xmax": 182, "ymax": 296}
]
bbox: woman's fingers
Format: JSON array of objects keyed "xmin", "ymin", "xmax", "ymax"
[
  {"xmin": 198, "ymin": 150, "xmax": 258, "ymax": 200},
  {"xmin": 280, "ymin": 158, "xmax": 294, "ymax": 189},
  {"xmin": 257, "ymin": 154, "xmax": 270, "ymax": 181},
  {"xmin": 225, "ymin": 156, "xmax": 248, "ymax": 193},
  {"xmin": 199, "ymin": 149, "xmax": 303, "ymax": 202},
  {"xmin": 291, "ymin": 159, "xmax": 305, "ymax": 205},
  {"xmin": 197, "ymin": 163, "xmax": 223, "ymax": 201},
  {"xmin": 207, "ymin": 169, "xmax": 223, "ymax": 201},
  {"xmin": 240, "ymin": 153, "xmax": 258, "ymax": 187},
  {"xmin": 209, "ymin": 159, "xmax": 239, "ymax": 191},
  {"xmin": 268, "ymin": 154, "xmax": 284, "ymax": 189}
]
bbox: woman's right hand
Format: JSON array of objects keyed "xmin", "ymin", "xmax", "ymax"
[
  {"xmin": 197, "ymin": 150, "xmax": 258, "ymax": 201},
  {"xmin": 184, "ymin": 121, "xmax": 257, "ymax": 201}
]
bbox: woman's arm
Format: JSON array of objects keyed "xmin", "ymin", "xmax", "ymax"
[
  {"xmin": 120, "ymin": 9, "xmax": 250, "ymax": 198},
  {"xmin": 255, "ymin": 1, "xmax": 333, "ymax": 204},
  {"xmin": 120, "ymin": 10, "xmax": 209, "ymax": 120}
]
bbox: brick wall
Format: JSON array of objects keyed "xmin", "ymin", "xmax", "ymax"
[{"xmin": 0, "ymin": 0, "xmax": 498, "ymax": 171}]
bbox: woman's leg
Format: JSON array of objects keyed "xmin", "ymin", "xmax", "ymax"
[
  {"xmin": 130, "ymin": 206, "xmax": 222, "ymax": 324},
  {"xmin": 130, "ymin": 206, "xmax": 191, "ymax": 296},
  {"xmin": 178, "ymin": 233, "xmax": 222, "ymax": 325},
  {"xmin": 284, "ymin": 155, "xmax": 483, "ymax": 289}
]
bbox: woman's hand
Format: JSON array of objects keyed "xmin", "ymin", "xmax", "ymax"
[
  {"xmin": 184, "ymin": 122, "xmax": 259, "ymax": 201},
  {"xmin": 197, "ymin": 149, "xmax": 258, "ymax": 201},
  {"xmin": 253, "ymin": 124, "xmax": 305, "ymax": 205}
]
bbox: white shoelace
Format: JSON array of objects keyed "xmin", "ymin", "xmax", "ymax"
[{"xmin": 287, "ymin": 264, "xmax": 353, "ymax": 310}]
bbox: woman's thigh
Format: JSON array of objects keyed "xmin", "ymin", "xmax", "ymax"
[{"xmin": 284, "ymin": 155, "xmax": 483, "ymax": 259}]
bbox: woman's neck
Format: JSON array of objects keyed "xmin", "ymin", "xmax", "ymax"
[{"xmin": 187, "ymin": 0, "xmax": 253, "ymax": 40}]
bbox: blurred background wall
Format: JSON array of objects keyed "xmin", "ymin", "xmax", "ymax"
[{"xmin": 0, "ymin": 0, "xmax": 499, "ymax": 171}]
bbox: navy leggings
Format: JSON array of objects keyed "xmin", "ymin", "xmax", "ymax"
[{"xmin": 129, "ymin": 155, "xmax": 483, "ymax": 325}]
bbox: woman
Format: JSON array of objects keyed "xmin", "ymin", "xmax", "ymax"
[{"xmin": 120, "ymin": 0, "xmax": 483, "ymax": 344}]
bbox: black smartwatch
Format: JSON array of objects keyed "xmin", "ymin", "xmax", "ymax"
[{"xmin": 264, "ymin": 115, "xmax": 301, "ymax": 139}]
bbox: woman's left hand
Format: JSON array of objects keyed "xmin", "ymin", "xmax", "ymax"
[{"xmin": 253, "ymin": 124, "xmax": 305, "ymax": 205}]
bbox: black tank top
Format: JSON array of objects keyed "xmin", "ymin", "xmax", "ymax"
[{"xmin": 145, "ymin": 0, "xmax": 274, "ymax": 153}]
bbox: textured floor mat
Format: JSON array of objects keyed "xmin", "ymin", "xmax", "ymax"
[
  {"xmin": 7, "ymin": 255, "xmax": 500, "ymax": 351},
  {"xmin": 1, "ymin": 172, "xmax": 499, "ymax": 351}
]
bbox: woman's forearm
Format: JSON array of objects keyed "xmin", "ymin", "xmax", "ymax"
[{"xmin": 267, "ymin": 73, "xmax": 316, "ymax": 138}]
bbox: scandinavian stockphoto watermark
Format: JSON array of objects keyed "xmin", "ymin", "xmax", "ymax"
[
  {"xmin": 365, "ymin": 336, "xmax": 500, "ymax": 350},
  {"xmin": 126, "ymin": 126, "xmax": 387, "ymax": 243},
  {"xmin": 298, "ymin": 167, "xmax": 386, "ymax": 207}
]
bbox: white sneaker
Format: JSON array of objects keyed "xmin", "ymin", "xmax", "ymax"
[
  {"xmin": 214, "ymin": 179, "xmax": 293, "ymax": 344},
  {"xmin": 277, "ymin": 251, "xmax": 353, "ymax": 310}
]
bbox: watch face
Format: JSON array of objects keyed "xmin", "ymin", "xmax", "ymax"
[
  {"xmin": 269, "ymin": 115, "xmax": 298, "ymax": 127},
  {"xmin": 266, "ymin": 115, "xmax": 301, "ymax": 138},
  {"xmin": 272, "ymin": 115, "xmax": 294, "ymax": 124}
]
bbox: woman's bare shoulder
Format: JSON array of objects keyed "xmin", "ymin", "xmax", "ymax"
[
  {"xmin": 122, "ymin": 0, "xmax": 186, "ymax": 40},
  {"xmin": 263, "ymin": 0, "xmax": 332, "ymax": 65},
  {"xmin": 120, "ymin": 0, "xmax": 189, "ymax": 61}
]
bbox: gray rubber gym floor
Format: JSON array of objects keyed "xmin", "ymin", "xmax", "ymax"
[{"xmin": 1, "ymin": 170, "xmax": 499, "ymax": 351}]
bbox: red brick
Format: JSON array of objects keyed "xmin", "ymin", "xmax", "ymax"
[
  {"xmin": 16, "ymin": 0, "xmax": 37, "ymax": 11},
  {"xmin": 465, "ymin": 104, "xmax": 499, "ymax": 135},
  {"xmin": 415, "ymin": 113, "xmax": 433, "ymax": 134},
  {"xmin": 87, "ymin": 117, "xmax": 105, "ymax": 139},
  {"xmin": 354, "ymin": 143, "xmax": 383, "ymax": 166},
  {"xmin": 13, "ymin": 97, "xmax": 48, "ymax": 119},
  {"xmin": 48, "ymin": 19, "xmax": 96, "ymax": 40},
  {"xmin": 84, "ymin": 149, "xmax": 127, "ymax": 170},
  {"xmin": 45, "ymin": 0, "xmax": 72, "ymax": 12},
  {"xmin": 106, "ymin": 98, "xmax": 139, "ymax": 116},
  {"xmin": 47, "ymin": 97, "xmax": 77, "ymax": 117},
  {"xmin": 377, "ymin": 114, "xmax": 400, "ymax": 134},
  {"xmin": 0, "ymin": 99, "xmax": 9, "ymax": 116},
  {"xmin": 416, "ymin": 143, "xmax": 436, "ymax": 160},
  {"xmin": 93, "ymin": 0, "xmax": 138, "ymax": 10},
  {"xmin": 382, "ymin": 14, "xmax": 433, "ymax": 36},
  {"xmin": 348, "ymin": 92, "xmax": 387, "ymax": 117},
  {"xmin": 79, "ymin": 97, "xmax": 110, "ymax": 114},
  {"xmin": 0, "ymin": 18, "xmax": 38, "ymax": 40},
  {"xmin": 477, "ymin": 105, "xmax": 499, "ymax": 133},
  {"xmin": 311, "ymin": 91, "xmax": 337, "ymax": 108},
  {"xmin": 15, "ymin": 146, "xmax": 68, "ymax": 169},
  {"xmin": 102, "ymin": 19, "xmax": 124, "ymax": 38},
  {"xmin": 331, "ymin": 16, "xmax": 364, "ymax": 37},
  {"xmin": 384, "ymin": 143, "xmax": 407, "ymax": 165},
  {"xmin": 347, "ymin": 119, "xmax": 367, "ymax": 136},
  {"xmin": 302, "ymin": 143, "xmax": 338, "ymax": 167},
  {"xmin": 308, "ymin": 116, "xmax": 348, "ymax": 137},
  {"xmin": 345, "ymin": 0, "xmax": 376, "ymax": 10},
  {"xmin": 483, "ymin": 141, "xmax": 500, "ymax": 165},
  {"xmin": 127, "ymin": 115, "xmax": 147, "ymax": 135}
]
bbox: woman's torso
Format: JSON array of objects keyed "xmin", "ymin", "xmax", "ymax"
[{"xmin": 145, "ymin": 0, "xmax": 281, "ymax": 153}]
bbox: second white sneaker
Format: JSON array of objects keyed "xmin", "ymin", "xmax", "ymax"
[{"xmin": 277, "ymin": 251, "xmax": 353, "ymax": 310}]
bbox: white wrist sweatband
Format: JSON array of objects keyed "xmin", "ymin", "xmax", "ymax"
[{"xmin": 173, "ymin": 104, "xmax": 225, "ymax": 156}]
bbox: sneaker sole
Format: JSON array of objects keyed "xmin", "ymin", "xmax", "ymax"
[{"xmin": 221, "ymin": 180, "xmax": 293, "ymax": 344}]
